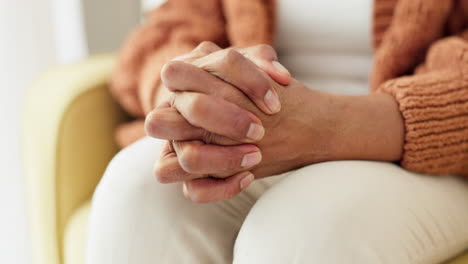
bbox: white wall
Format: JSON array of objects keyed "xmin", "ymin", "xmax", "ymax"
[
  {"xmin": 82, "ymin": 0, "xmax": 141, "ymax": 54},
  {"xmin": 0, "ymin": 0, "xmax": 140, "ymax": 263},
  {"xmin": 142, "ymin": 0, "xmax": 166, "ymax": 12},
  {"xmin": 0, "ymin": 0, "xmax": 57, "ymax": 263}
]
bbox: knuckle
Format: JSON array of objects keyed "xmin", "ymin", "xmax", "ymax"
[
  {"xmin": 178, "ymin": 145, "xmax": 200, "ymax": 173},
  {"xmin": 144, "ymin": 113, "xmax": 157, "ymax": 135},
  {"xmin": 243, "ymin": 64, "xmax": 272, "ymax": 99},
  {"xmin": 188, "ymin": 190, "xmax": 207, "ymax": 203},
  {"xmin": 222, "ymin": 185, "xmax": 239, "ymax": 200},
  {"xmin": 223, "ymin": 48, "xmax": 244, "ymax": 65},
  {"xmin": 184, "ymin": 182, "xmax": 208, "ymax": 203},
  {"xmin": 254, "ymin": 44, "xmax": 277, "ymax": 60},
  {"xmin": 160, "ymin": 61, "xmax": 183, "ymax": 88},
  {"xmin": 231, "ymin": 110, "xmax": 252, "ymax": 138},
  {"xmin": 250, "ymin": 75, "xmax": 270, "ymax": 99},
  {"xmin": 190, "ymin": 93, "xmax": 205, "ymax": 107},
  {"xmin": 202, "ymin": 130, "xmax": 216, "ymax": 145},
  {"xmin": 196, "ymin": 41, "xmax": 219, "ymax": 54},
  {"xmin": 185, "ymin": 94, "xmax": 206, "ymax": 123},
  {"xmin": 224, "ymin": 155, "xmax": 241, "ymax": 171},
  {"xmin": 144, "ymin": 112, "xmax": 163, "ymax": 138},
  {"xmin": 153, "ymin": 163, "xmax": 171, "ymax": 184}
]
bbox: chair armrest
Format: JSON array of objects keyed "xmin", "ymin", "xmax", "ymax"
[{"xmin": 22, "ymin": 55, "xmax": 128, "ymax": 264}]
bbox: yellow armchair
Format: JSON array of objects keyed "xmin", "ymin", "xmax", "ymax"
[
  {"xmin": 21, "ymin": 55, "xmax": 468, "ymax": 264},
  {"xmin": 22, "ymin": 55, "xmax": 127, "ymax": 264}
]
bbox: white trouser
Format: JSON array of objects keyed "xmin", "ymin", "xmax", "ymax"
[{"xmin": 86, "ymin": 137, "xmax": 468, "ymax": 264}]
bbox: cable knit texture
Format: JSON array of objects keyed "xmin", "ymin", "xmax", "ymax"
[{"xmin": 111, "ymin": 0, "xmax": 468, "ymax": 176}]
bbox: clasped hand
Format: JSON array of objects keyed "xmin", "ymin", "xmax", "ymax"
[{"xmin": 145, "ymin": 42, "xmax": 334, "ymax": 203}]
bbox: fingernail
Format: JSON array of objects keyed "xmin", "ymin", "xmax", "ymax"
[
  {"xmin": 172, "ymin": 53, "xmax": 193, "ymax": 61},
  {"xmin": 246, "ymin": 123, "xmax": 265, "ymax": 141},
  {"xmin": 182, "ymin": 183, "xmax": 189, "ymax": 199},
  {"xmin": 240, "ymin": 173, "xmax": 255, "ymax": 190},
  {"xmin": 264, "ymin": 89, "xmax": 281, "ymax": 113},
  {"xmin": 272, "ymin": 61, "xmax": 290, "ymax": 75},
  {"xmin": 241, "ymin": 152, "xmax": 262, "ymax": 167}
]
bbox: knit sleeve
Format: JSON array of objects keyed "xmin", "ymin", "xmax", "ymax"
[
  {"xmin": 370, "ymin": 0, "xmax": 453, "ymax": 91},
  {"xmin": 376, "ymin": 36, "xmax": 468, "ymax": 176},
  {"xmin": 222, "ymin": 0, "xmax": 275, "ymax": 47},
  {"xmin": 110, "ymin": 0, "xmax": 228, "ymax": 117}
]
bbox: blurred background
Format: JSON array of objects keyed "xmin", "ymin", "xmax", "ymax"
[{"xmin": 0, "ymin": 0, "xmax": 162, "ymax": 263}]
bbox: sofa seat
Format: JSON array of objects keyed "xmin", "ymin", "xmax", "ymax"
[{"xmin": 64, "ymin": 201, "xmax": 91, "ymax": 264}]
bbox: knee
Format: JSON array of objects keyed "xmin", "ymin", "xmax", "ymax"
[
  {"xmin": 87, "ymin": 138, "xmax": 193, "ymax": 262},
  {"xmin": 235, "ymin": 161, "xmax": 415, "ymax": 264},
  {"xmin": 91, "ymin": 137, "xmax": 185, "ymax": 218},
  {"xmin": 96, "ymin": 137, "xmax": 159, "ymax": 193}
]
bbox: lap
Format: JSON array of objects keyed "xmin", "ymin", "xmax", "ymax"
[
  {"xmin": 235, "ymin": 161, "xmax": 468, "ymax": 264},
  {"xmin": 87, "ymin": 137, "xmax": 283, "ymax": 264},
  {"xmin": 87, "ymin": 138, "xmax": 468, "ymax": 264}
]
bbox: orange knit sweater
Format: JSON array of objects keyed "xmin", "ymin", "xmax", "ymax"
[{"xmin": 111, "ymin": 0, "xmax": 468, "ymax": 176}]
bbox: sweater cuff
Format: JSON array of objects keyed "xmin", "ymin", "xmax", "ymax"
[{"xmin": 378, "ymin": 71, "xmax": 468, "ymax": 176}]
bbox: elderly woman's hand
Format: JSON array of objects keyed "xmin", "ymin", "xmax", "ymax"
[
  {"xmin": 145, "ymin": 42, "xmax": 325, "ymax": 202},
  {"xmin": 145, "ymin": 42, "xmax": 405, "ymax": 203}
]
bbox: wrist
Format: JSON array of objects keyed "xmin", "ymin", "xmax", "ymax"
[
  {"xmin": 290, "ymin": 89, "xmax": 405, "ymax": 166},
  {"xmin": 282, "ymin": 85, "xmax": 339, "ymax": 166},
  {"xmin": 328, "ymin": 93, "xmax": 404, "ymax": 162}
]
